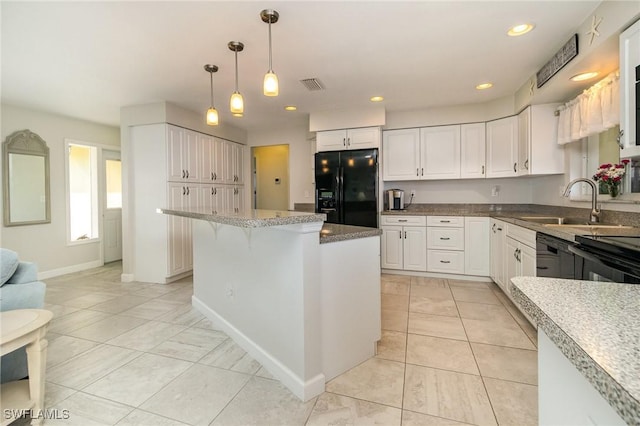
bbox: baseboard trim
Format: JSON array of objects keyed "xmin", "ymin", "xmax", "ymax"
[
  {"xmin": 381, "ymin": 269, "xmax": 493, "ymax": 282},
  {"xmin": 38, "ymin": 260, "xmax": 103, "ymax": 280},
  {"xmin": 192, "ymin": 296, "xmax": 325, "ymax": 401}
]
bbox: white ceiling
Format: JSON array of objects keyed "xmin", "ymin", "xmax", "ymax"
[{"xmin": 1, "ymin": 1, "xmax": 606, "ymax": 132}]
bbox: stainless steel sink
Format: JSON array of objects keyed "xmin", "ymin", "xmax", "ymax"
[{"xmin": 517, "ymin": 216, "xmax": 588, "ymax": 225}]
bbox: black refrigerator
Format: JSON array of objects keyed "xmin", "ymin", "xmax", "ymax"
[{"xmin": 315, "ymin": 148, "xmax": 378, "ymax": 228}]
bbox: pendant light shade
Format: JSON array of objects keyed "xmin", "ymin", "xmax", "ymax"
[
  {"xmin": 228, "ymin": 41, "xmax": 245, "ymax": 115},
  {"xmin": 204, "ymin": 64, "xmax": 219, "ymax": 126},
  {"xmin": 261, "ymin": 9, "xmax": 279, "ymax": 97}
]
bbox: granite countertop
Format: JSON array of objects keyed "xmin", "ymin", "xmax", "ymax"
[
  {"xmin": 320, "ymin": 223, "xmax": 382, "ymax": 244},
  {"xmin": 159, "ymin": 207, "xmax": 326, "ymax": 228},
  {"xmin": 510, "ymin": 277, "xmax": 640, "ymax": 425}
]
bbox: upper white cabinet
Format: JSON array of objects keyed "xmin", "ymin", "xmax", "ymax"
[
  {"xmin": 620, "ymin": 19, "xmax": 639, "ymax": 157},
  {"xmin": 383, "ymin": 126, "xmax": 461, "ymax": 180},
  {"xmin": 460, "ymin": 123, "xmax": 486, "ymax": 179},
  {"xmin": 382, "ymin": 128, "xmax": 421, "ymax": 181},
  {"xmin": 486, "ymin": 116, "xmax": 518, "ymax": 178},
  {"xmin": 420, "ymin": 125, "xmax": 461, "ymax": 179},
  {"xmin": 517, "ymin": 104, "xmax": 563, "ymax": 175},
  {"xmin": 167, "ymin": 127, "xmax": 200, "ymax": 182},
  {"xmin": 316, "ymin": 127, "xmax": 380, "ymax": 152}
]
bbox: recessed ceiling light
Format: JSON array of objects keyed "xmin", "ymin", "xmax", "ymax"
[
  {"xmin": 284, "ymin": 105, "xmax": 297, "ymax": 111},
  {"xmin": 507, "ymin": 23, "xmax": 535, "ymax": 36},
  {"xmin": 370, "ymin": 96, "xmax": 384, "ymax": 102},
  {"xmin": 570, "ymin": 71, "xmax": 599, "ymax": 82},
  {"xmin": 476, "ymin": 83, "xmax": 493, "ymax": 90}
]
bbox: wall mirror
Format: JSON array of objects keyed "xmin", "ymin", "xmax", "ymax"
[{"xmin": 3, "ymin": 129, "xmax": 51, "ymax": 226}]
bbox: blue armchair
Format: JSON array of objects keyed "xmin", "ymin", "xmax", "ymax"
[{"xmin": 1, "ymin": 248, "xmax": 47, "ymax": 383}]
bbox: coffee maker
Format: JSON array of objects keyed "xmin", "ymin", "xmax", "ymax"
[{"xmin": 385, "ymin": 189, "xmax": 405, "ymax": 210}]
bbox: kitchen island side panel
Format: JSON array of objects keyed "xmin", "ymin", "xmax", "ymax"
[{"xmin": 191, "ymin": 220, "xmax": 324, "ymax": 400}]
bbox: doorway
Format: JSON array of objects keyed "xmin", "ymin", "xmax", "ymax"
[
  {"xmin": 252, "ymin": 145, "xmax": 289, "ymax": 210},
  {"xmin": 103, "ymin": 149, "xmax": 122, "ymax": 263}
]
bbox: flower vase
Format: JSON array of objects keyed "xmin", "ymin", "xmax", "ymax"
[{"xmin": 608, "ymin": 184, "xmax": 621, "ymax": 198}]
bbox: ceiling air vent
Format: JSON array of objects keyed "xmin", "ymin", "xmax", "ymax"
[{"xmin": 299, "ymin": 78, "xmax": 325, "ymax": 91}]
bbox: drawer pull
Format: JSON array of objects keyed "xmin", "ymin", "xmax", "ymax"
[
  {"xmin": 439, "ymin": 260, "xmax": 451, "ymax": 264},
  {"xmin": 398, "ymin": 219, "xmax": 408, "ymax": 222},
  {"xmin": 440, "ymin": 220, "xmax": 451, "ymax": 223},
  {"xmin": 440, "ymin": 237, "xmax": 450, "ymax": 240}
]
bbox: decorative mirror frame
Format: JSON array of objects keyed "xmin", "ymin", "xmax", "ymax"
[{"xmin": 3, "ymin": 129, "xmax": 51, "ymax": 226}]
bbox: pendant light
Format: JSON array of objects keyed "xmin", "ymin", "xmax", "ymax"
[
  {"xmin": 260, "ymin": 9, "xmax": 279, "ymax": 97},
  {"xmin": 228, "ymin": 41, "xmax": 245, "ymax": 116},
  {"xmin": 204, "ymin": 64, "xmax": 219, "ymax": 126}
]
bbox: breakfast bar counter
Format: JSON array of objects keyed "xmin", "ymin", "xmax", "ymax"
[
  {"xmin": 510, "ymin": 276, "xmax": 640, "ymax": 425},
  {"xmin": 159, "ymin": 207, "xmax": 381, "ymax": 401}
]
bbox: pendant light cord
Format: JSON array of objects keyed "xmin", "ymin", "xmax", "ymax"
[
  {"xmin": 234, "ymin": 50, "xmax": 239, "ymax": 92},
  {"xmin": 209, "ymin": 72, "xmax": 214, "ymax": 107},
  {"xmin": 268, "ymin": 21, "xmax": 273, "ymax": 72}
]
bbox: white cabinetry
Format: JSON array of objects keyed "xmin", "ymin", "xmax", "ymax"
[
  {"xmin": 316, "ymin": 127, "xmax": 380, "ymax": 152},
  {"xmin": 486, "ymin": 116, "xmax": 518, "ymax": 178},
  {"xmin": 381, "ymin": 216, "xmax": 427, "ymax": 272},
  {"xmin": 490, "ymin": 218, "xmax": 507, "ymax": 290},
  {"xmin": 420, "ymin": 125, "xmax": 461, "ymax": 179},
  {"xmin": 620, "ymin": 19, "xmax": 640, "ymax": 157},
  {"xmin": 460, "ymin": 123, "xmax": 486, "ymax": 178},
  {"xmin": 505, "ymin": 223, "xmax": 537, "ymax": 323},
  {"xmin": 427, "ymin": 216, "xmax": 464, "ymax": 274},
  {"xmin": 167, "ymin": 127, "xmax": 200, "ymax": 182},
  {"xmin": 382, "ymin": 129, "xmax": 420, "ymax": 181},
  {"xmin": 517, "ymin": 104, "xmax": 563, "ymax": 175},
  {"xmin": 464, "ymin": 217, "xmax": 490, "ymax": 276},
  {"xmin": 130, "ymin": 123, "xmax": 245, "ymax": 283}
]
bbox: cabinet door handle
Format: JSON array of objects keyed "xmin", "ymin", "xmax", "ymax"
[
  {"xmin": 213, "ymin": 172, "xmax": 217, "ymax": 181},
  {"xmin": 440, "ymin": 237, "xmax": 450, "ymax": 240},
  {"xmin": 416, "ymin": 168, "xmax": 419, "ymax": 176},
  {"xmin": 182, "ymin": 186, "xmax": 185, "ymax": 195},
  {"xmin": 404, "ymin": 231, "xmax": 407, "ymax": 239},
  {"xmin": 513, "ymin": 163, "xmax": 517, "ymax": 173},
  {"xmin": 347, "ymin": 138, "xmax": 350, "ymax": 147},
  {"xmin": 524, "ymin": 159, "xmax": 529, "ymax": 170},
  {"xmin": 211, "ymin": 172, "xmax": 214, "ymax": 181},
  {"xmin": 186, "ymin": 170, "xmax": 189, "ymax": 178},
  {"xmin": 440, "ymin": 260, "xmax": 451, "ymax": 264},
  {"xmin": 343, "ymin": 138, "xmax": 346, "ymax": 147},
  {"xmin": 211, "ymin": 188, "xmax": 214, "ymax": 195},
  {"xmin": 421, "ymin": 168, "xmax": 424, "ymax": 176},
  {"xmin": 399, "ymin": 231, "xmax": 402, "ymax": 239},
  {"xmin": 482, "ymin": 165, "xmax": 485, "ymax": 175},
  {"xmin": 182, "ymin": 170, "xmax": 185, "ymax": 179},
  {"xmin": 497, "ymin": 227, "xmax": 503, "ymax": 231},
  {"xmin": 186, "ymin": 187, "xmax": 190, "ymax": 195},
  {"xmin": 492, "ymin": 223, "xmax": 496, "ymax": 232},
  {"xmin": 513, "ymin": 249, "xmax": 518, "ymax": 260},
  {"xmin": 213, "ymin": 188, "xmax": 217, "ymax": 195}
]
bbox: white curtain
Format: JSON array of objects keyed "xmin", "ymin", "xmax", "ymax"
[{"xmin": 556, "ymin": 71, "xmax": 620, "ymax": 145}]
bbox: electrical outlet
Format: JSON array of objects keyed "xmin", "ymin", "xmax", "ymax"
[
  {"xmin": 225, "ymin": 282, "xmax": 234, "ymax": 300},
  {"xmin": 410, "ymin": 189, "xmax": 416, "ymax": 197},
  {"xmin": 491, "ymin": 185, "xmax": 500, "ymax": 197}
]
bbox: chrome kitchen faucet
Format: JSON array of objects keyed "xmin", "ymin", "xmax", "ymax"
[{"xmin": 563, "ymin": 178, "xmax": 600, "ymax": 223}]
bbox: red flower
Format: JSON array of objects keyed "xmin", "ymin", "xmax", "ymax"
[{"xmin": 621, "ymin": 159, "xmax": 630, "ymax": 165}]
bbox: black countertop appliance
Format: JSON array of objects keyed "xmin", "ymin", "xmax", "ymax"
[{"xmin": 315, "ymin": 149, "xmax": 378, "ymax": 228}]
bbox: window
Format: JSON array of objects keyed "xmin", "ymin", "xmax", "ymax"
[
  {"xmin": 67, "ymin": 142, "xmax": 98, "ymax": 242},
  {"xmin": 105, "ymin": 159, "xmax": 122, "ymax": 209}
]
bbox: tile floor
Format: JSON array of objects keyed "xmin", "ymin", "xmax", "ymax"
[{"xmin": 14, "ymin": 264, "xmax": 538, "ymax": 425}]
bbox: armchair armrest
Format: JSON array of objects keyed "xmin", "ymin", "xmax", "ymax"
[{"xmin": 7, "ymin": 262, "xmax": 38, "ymax": 284}]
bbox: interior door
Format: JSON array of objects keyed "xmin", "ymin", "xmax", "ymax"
[{"xmin": 103, "ymin": 150, "xmax": 122, "ymax": 263}]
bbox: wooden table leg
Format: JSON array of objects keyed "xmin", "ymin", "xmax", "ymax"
[{"xmin": 25, "ymin": 333, "xmax": 48, "ymax": 426}]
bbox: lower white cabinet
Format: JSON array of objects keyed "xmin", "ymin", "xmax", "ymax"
[
  {"xmin": 464, "ymin": 217, "xmax": 490, "ymax": 276},
  {"xmin": 167, "ymin": 182, "xmax": 196, "ymax": 277},
  {"xmin": 427, "ymin": 216, "xmax": 464, "ymax": 274},
  {"xmin": 381, "ymin": 216, "xmax": 427, "ymax": 271}
]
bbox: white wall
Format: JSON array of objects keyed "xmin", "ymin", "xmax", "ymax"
[
  {"xmin": 1, "ymin": 104, "xmax": 120, "ymax": 275},
  {"xmin": 247, "ymin": 123, "xmax": 315, "ymax": 210}
]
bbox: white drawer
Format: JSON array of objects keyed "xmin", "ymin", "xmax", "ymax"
[
  {"xmin": 427, "ymin": 250, "xmax": 465, "ymax": 274},
  {"xmin": 381, "ymin": 215, "xmax": 427, "ymax": 226},
  {"xmin": 427, "ymin": 216, "xmax": 464, "ymax": 227},
  {"xmin": 427, "ymin": 227, "xmax": 464, "ymax": 250},
  {"xmin": 506, "ymin": 223, "xmax": 536, "ymax": 248}
]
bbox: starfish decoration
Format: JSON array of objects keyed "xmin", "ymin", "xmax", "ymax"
[
  {"xmin": 529, "ymin": 78, "xmax": 535, "ymax": 96},
  {"xmin": 586, "ymin": 15, "xmax": 603, "ymax": 46}
]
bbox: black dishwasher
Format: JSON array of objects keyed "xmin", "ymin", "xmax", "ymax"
[{"xmin": 536, "ymin": 233, "xmax": 576, "ymax": 279}]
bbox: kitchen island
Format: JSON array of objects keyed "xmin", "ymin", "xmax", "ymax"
[
  {"xmin": 159, "ymin": 207, "xmax": 382, "ymax": 401},
  {"xmin": 510, "ymin": 276, "xmax": 639, "ymax": 425}
]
